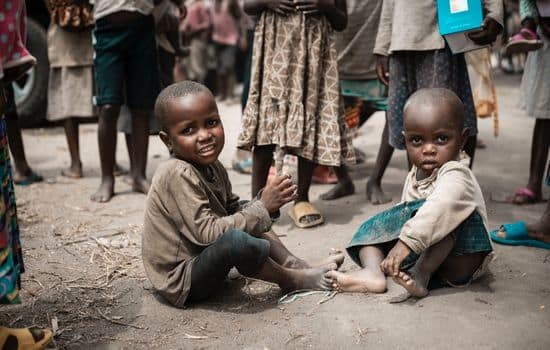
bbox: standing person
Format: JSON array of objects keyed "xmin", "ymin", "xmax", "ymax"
[
  {"xmin": 238, "ymin": 0, "xmax": 354, "ymax": 229},
  {"xmin": 211, "ymin": 0, "xmax": 241, "ymax": 102},
  {"xmin": 319, "ymin": 0, "xmax": 394, "ymax": 204},
  {"xmin": 46, "ymin": 17, "xmax": 95, "ymax": 179},
  {"xmin": 374, "ymin": 0, "xmax": 503, "ymax": 167},
  {"xmin": 0, "ymin": 0, "xmax": 54, "ymax": 347},
  {"xmin": 91, "ymin": 0, "xmax": 160, "ymax": 202},
  {"xmin": 182, "ymin": 0, "xmax": 212, "ymax": 84},
  {"xmin": 507, "ymin": 10, "xmax": 550, "ymax": 205},
  {"xmin": 3, "ymin": 85, "xmax": 43, "ymax": 185}
]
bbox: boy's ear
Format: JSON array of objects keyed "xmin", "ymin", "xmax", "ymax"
[
  {"xmin": 159, "ymin": 131, "xmax": 172, "ymax": 152},
  {"xmin": 460, "ymin": 128, "xmax": 470, "ymax": 150}
]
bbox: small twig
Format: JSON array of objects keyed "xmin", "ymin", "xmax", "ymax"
[
  {"xmin": 182, "ymin": 333, "xmax": 210, "ymax": 340},
  {"xmin": 63, "ymin": 229, "xmax": 126, "ymax": 246},
  {"xmin": 96, "ymin": 309, "xmax": 144, "ymax": 329},
  {"xmin": 317, "ymin": 291, "xmax": 337, "ymax": 304}
]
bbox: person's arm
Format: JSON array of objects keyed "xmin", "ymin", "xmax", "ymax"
[
  {"xmin": 169, "ymin": 168, "xmax": 273, "ymax": 246},
  {"xmin": 468, "ymin": 0, "xmax": 504, "ymax": 45},
  {"xmin": 244, "ymin": 0, "xmax": 295, "ymax": 16},
  {"xmin": 373, "ymin": 0, "xmax": 393, "ymax": 57},
  {"xmin": 398, "ymin": 164, "xmax": 480, "ymax": 254}
]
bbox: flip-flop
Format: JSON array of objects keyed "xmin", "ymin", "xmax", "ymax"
[
  {"xmin": 0, "ymin": 327, "xmax": 53, "ymax": 350},
  {"xmin": 14, "ymin": 172, "xmax": 43, "ymax": 186},
  {"xmin": 490, "ymin": 221, "xmax": 550, "ymax": 250},
  {"xmin": 490, "ymin": 187, "xmax": 542, "ymax": 204},
  {"xmin": 289, "ymin": 202, "xmax": 324, "ymax": 228}
]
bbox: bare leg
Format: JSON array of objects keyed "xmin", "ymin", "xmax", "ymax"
[
  {"xmin": 217, "ymin": 74, "xmax": 227, "ymax": 101},
  {"xmin": 5, "ymin": 108, "xmax": 40, "ymax": 183},
  {"xmin": 326, "ymin": 246, "xmax": 387, "ymax": 293},
  {"xmin": 463, "ymin": 135, "xmax": 477, "ymax": 169},
  {"xmin": 261, "ymin": 230, "xmax": 344, "ymax": 270},
  {"xmin": 294, "ymin": 156, "xmax": 323, "ymax": 225},
  {"xmin": 513, "ymin": 119, "xmax": 550, "ymax": 204},
  {"xmin": 61, "ymin": 118, "xmax": 83, "ymax": 178},
  {"xmin": 91, "ymin": 105, "xmax": 120, "ymax": 202},
  {"xmin": 128, "ymin": 109, "xmax": 151, "ymax": 194},
  {"xmin": 527, "ymin": 200, "xmax": 550, "ymax": 243},
  {"xmin": 251, "ymin": 144, "xmax": 275, "ymax": 197},
  {"xmin": 252, "ymin": 258, "xmax": 332, "ymax": 293},
  {"xmin": 320, "ymin": 165, "xmax": 355, "ymax": 200},
  {"xmin": 393, "ymin": 234, "xmax": 455, "ymax": 298},
  {"xmin": 366, "ymin": 117, "xmax": 394, "ymax": 205},
  {"xmin": 227, "ymin": 72, "xmax": 236, "ymax": 100}
]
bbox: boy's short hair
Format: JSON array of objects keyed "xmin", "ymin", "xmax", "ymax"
[
  {"xmin": 404, "ymin": 88, "xmax": 465, "ymax": 128},
  {"xmin": 154, "ymin": 81, "xmax": 214, "ymax": 131}
]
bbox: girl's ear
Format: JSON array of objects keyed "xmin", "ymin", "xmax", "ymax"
[
  {"xmin": 460, "ymin": 128, "xmax": 470, "ymax": 150},
  {"xmin": 159, "ymin": 131, "xmax": 172, "ymax": 152}
]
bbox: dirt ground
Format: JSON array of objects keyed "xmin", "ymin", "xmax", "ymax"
[{"xmin": 1, "ymin": 72, "xmax": 549, "ymax": 349}]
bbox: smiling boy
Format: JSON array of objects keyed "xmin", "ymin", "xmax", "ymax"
[
  {"xmin": 142, "ymin": 81, "xmax": 342, "ymax": 307},
  {"xmin": 326, "ymin": 88, "xmax": 493, "ymax": 299}
]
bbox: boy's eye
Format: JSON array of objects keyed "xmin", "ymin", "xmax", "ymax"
[
  {"xmin": 181, "ymin": 127, "xmax": 194, "ymax": 135},
  {"xmin": 206, "ymin": 118, "xmax": 219, "ymax": 127},
  {"xmin": 436, "ymin": 135, "xmax": 449, "ymax": 143},
  {"xmin": 409, "ymin": 135, "xmax": 423, "ymax": 145}
]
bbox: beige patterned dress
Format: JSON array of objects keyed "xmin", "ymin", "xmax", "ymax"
[{"xmin": 237, "ymin": 11, "xmax": 354, "ymax": 167}]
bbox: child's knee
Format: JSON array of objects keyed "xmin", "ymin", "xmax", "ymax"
[{"xmin": 222, "ymin": 229, "xmax": 270, "ymax": 258}]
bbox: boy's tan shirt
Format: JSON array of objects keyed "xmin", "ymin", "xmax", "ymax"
[
  {"xmin": 142, "ymin": 159, "xmax": 272, "ymax": 307},
  {"xmin": 399, "ymin": 159, "xmax": 489, "ymax": 254}
]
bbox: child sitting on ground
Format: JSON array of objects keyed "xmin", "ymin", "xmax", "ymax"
[
  {"xmin": 326, "ymin": 88, "xmax": 493, "ymax": 299},
  {"xmin": 142, "ymin": 81, "xmax": 343, "ymax": 307}
]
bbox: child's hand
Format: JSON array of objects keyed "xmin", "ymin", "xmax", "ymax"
[
  {"xmin": 265, "ymin": 0, "xmax": 295, "ymax": 15},
  {"xmin": 375, "ymin": 54, "xmax": 389, "ymax": 86},
  {"xmin": 380, "ymin": 240, "xmax": 411, "ymax": 276},
  {"xmin": 468, "ymin": 18, "xmax": 502, "ymax": 45},
  {"xmin": 294, "ymin": 0, "xmax": 331, "ymax": 15},
  {"xmin": 260, "ymin": 173, "xmax": 297, "ymax": 213}
]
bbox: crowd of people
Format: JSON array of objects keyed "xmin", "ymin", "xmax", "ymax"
[{"xmin": 1, "ymin": 0, "xmax": 549, "ymax": 347}]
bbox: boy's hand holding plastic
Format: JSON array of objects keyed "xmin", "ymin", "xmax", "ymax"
[
  {"xmin": 380, "ymin": 240, "xmax": 411, "ymax": 276},
  {"xmin": 260, "ymin": 173, "xmax": 297, "ymax": 214},
  {"xmin": 467, "ymin": 17, "xmax": 502, "ymax": 45},
  {"xmin": 265, "ymin": 0, "xmax": 295, "ymax": 15}
]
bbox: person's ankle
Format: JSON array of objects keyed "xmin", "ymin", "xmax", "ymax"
[{"xmin": 522, "ymin": 18, "xmax": 537, "ymax": 32}]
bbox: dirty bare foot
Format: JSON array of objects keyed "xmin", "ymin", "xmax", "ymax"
[
  {"xmin": 325, "ymin": 269, "xmax": 386, "ymax": 293},
  {"xmin": 282, "ymin": 267, "xmax": 333, "ymax": 293},
  {"xmin": 131, "ymin": 176, "xmax": 151, "ymax": 195},
  {"xmin": 393, "ymin": 270, "xmax": 428, "ymax": 298},
  {"xmin": 366, "ymin": 181, "xmax": 391, "ymax": 205},
  {"xmin": 91, "ymin": 177, "xmax": 114, "ymax": 203},
  {"xmin": 526, "ymin": 219, "xmax": 550, "ymax": 243},
  {"xmin": 61, "ymin": 163, "xmax": 83, "ymax": 179},
  {"xmin": 320, "ymin": 181, "xmax": 355, "ymax": 200}
]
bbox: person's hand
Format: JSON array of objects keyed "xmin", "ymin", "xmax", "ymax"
[
  {"xmin": 375, "ymin": 54, "xmax": 389, "ymax": 86},
  {"xmin": 468, "ymin": 17, "xmax": 502, "ymax": 45},
  {"xmin": 265, "ymin": 0, "xmax": 295, "ymax": 15},
  {"xmin": 380, "ymin": 240, "xmax": 411, "ymax": 276},
  {"xmin": 294, "ymin": 0, "xmax": 331, "ymax": 15},
  {"xmin": 260, "ymin": 173, "xmax": 297, "ymax": 213}
]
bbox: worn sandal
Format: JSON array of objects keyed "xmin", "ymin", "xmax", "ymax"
[
  {"xmin": 0, "ymin": 327, "xmax": 53, "ymax": 350},
  {"xmin": 289, "ymin": 202, "xmax": 324, "ymax": 228}
]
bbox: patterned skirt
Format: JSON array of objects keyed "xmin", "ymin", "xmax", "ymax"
[
  {"xmin": 0, "ymin": 117, "xmax": 23, "ymax": 304},
  {"xmin": 346, "ymin": 199, "xmax": 493, "ymax": 271},
  {"xmin": 238, "ymin": 11, "xmax": 354, "ymax": 167},
  {"xmin": 387, "ymin": 47, "xmax": 477, "ymax": 150}
]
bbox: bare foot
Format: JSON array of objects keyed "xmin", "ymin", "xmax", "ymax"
[
  {"xmin": 61, "ymin": 164, "xmax": 83, "ymax": 179},
  {"xmin": 282, "ymin": 267, "xmax": 333, "ymax": 293},
  {"xmin": 366, "ymin": 181, "xmax": 392, "ymax": 205},
  {"xmin": 526, "ymin": 220, "xmax": 550, "ymax": 244},
  {"xmin": 132, "ymin": 176, "xmax": 151, "ymax": 195},
  {"xmin": 320, "ymin": 181, "xmax": 355, "ymax": 200},
  {"xmin": 325, "ymin": 269, "xmax": 386, "ymax": 293},
  {"xmin": 91, "ymin": 177, "xmax": 115, "ymax": 203},
  {"xmin": 393, "ymin": 270, "xmax": 428, "ymax": 298}
]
